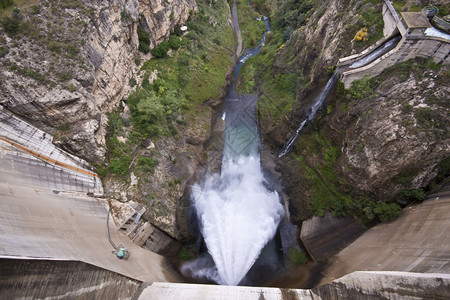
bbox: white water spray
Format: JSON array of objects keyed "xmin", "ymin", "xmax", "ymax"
[{"xmin": 191, "ymin": 155, "xmax": 284, "ymax": 285}]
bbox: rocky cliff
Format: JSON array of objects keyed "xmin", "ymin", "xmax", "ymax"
[
  {"xmin": 282, "ymin": 59, "xmax": 449, "ymax": 223},
  {"xmin": 0, "ymin": 0, "xmax": 196, "ymax": 162},
  {"xmin": 251, "ymin": 0, "xmax": 449, "ymax": 223}
]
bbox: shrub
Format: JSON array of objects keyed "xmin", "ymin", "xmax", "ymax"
[
  {"xmin": 373, "ymin": 202, "xmax": 401, "ymax": 222},
  {"xmin": 2, "ymin": 16, "xmax": 20, "ymax": 36},
  {"xmin": 399, "ymin": 189, "xmax": 426, "ymax": 202},
  {"xmin": 172, "ymin": 25, "xmax": 183, "ymax": 36},
  {"xmin": 137, "ymin": 24, "xmax": 150, "ymax": 54},
  {"xmin": 120, "ymin": 10, "xmax": 130, "ymax": 22},
  {"xmin": 137, "ymin": 156, "xmax": 156, "ymax": 173},
  {"xmin": 29, "ymin": 5, "xmax": 41, "ymax": 15},
  {"xmin": 168, "ymin": 35, "xmax": 181, "ymax": 50},
  {"xmin": 0, "ymin": 47, "xmax": 8, "ymax": 58},
  {"xmin": 151, "ymin": 41, "xmax": 170, "ymax": 58},
  {"xmin": 108, "ymin": 156, "xmax": 131, "ymax": 177},
  {"xmin": 354, "ymin": 28, "xmax": 368, "ymax": 41}
]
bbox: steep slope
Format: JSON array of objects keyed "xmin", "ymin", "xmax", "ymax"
[
  {"xmin": 0, "ymin": 0, "xmax": 196, "ymax": 162},
  {"xmin": 240, "ymin": 0, "xmax": 449, "ymax": 223}
]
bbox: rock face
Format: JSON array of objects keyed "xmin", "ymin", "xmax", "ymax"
[
  {"xmin": 260, "ymin": 0, "xmax": 379, "ymax": 148},
  {"xmin": 331, "ymin": 66, "xmax": 449, "ymax": 199},
  {"xmin": 256, "ymin": 0, "xmax": 449, "ymax": 223},
  {"xmin": 281, "ymin": 58, "xmax": 449, "ymax": 223},
  {"xmin": 0, "ymin": 0, "xmax": 196, "ymax": 162}
]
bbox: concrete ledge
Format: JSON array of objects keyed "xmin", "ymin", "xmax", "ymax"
[
  {"xmin": 137, "ymin": 282, "xmax": 315, "ymax": 300},
  {"xmin": 136, "ymin": 271, "xmax": 450, "ymax": 299}
]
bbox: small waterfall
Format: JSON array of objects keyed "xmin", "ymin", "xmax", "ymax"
[{"xmin": 278, "ymin": 69, "xmax": 339, "ymax": 158}]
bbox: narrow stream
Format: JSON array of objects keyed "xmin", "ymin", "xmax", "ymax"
[{"xmin": 182, "ymin": 18, "xmax": 285, "ymax": 286}]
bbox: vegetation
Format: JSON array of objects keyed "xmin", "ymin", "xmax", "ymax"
[
  {"xmin": 150, "ymin": 40, "xmax": 170, "ymax": 58},
  {"xmin": 0, "ymin": 0, "xmax": 13, "ymax": 9},
  {"xmin": 236, "ymin": 0, "xmax": 266, "ymax": 48},
  {"xmin": 291, "ymin": 128, "xmax": 404, "ymax": 224},
  {"xmin": 138, "ymin": 24, "xmax": 151, "ymax": 54},
  {"xmin": 271, "ymin": 0, "xmax": 315, "ymax": 41},
  {"xmin": 286, "ymin": 247, "xmax": 308, "ymax": 265},
  {"xmin": 127, "ymin": 88, "xmax": 187, "ymax": 138},
  {"xmin": 100, "ymin": 0, "xmax": 236, "ymax": 180},
  {"xmin": 140, "ymin": 0, "xmax": 234, "ymax": 107}
]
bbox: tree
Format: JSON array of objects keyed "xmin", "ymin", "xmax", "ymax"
[{"xmin": 151, "ymin": 41, "xmax": 170, "ymax": 58}]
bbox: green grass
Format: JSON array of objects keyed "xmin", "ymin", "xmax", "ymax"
[{"xmin": 141, "ymin": 0, "xmax": 234, "ymax": 108}]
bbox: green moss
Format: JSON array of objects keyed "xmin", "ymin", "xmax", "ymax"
[{"xmin": 286, "ymin": 247, "xmax": 308, "ymax": 265}]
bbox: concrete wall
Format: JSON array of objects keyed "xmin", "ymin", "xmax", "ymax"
[
  {"xmin": 300, "ymin": 212, "xmax": 365, "ymax": 262},
  {"xmin": 0, "ymin": 259, "xmax": 141, "ymax": 300},
  {"xmin": 319, "ymin": 190, "xmax": 450, "ymax": 285},
  {"xmin": 134, "ymin": 272, "xmax": 450, "ymax": 299},
  {"xmin": 0, "ymin": 109, "xmax": 180, "ymax": 283},
  {"xmin": 382, "ymin": 1, "xmax": 399, "ymax": 37},
  {"xmin": 340, "ymin": 36, "xmax": 450, "ymax": 88}
]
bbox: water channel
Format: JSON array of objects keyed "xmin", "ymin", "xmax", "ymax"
[{"xmin": 182, "ymin": 17, "xmax": 285, "ymax": 286}]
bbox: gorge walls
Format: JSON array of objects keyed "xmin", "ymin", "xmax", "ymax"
[{"xmin": 0, "ymin": 0, "xmax": 196, "ymax": 162}]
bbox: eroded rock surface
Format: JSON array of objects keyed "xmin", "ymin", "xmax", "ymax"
[{"xmin": 0, "ymin": 0, "xmax": 196, "ymax": 162}]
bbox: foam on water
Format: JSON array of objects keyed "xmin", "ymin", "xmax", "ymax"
[{"xmin": 191, "ymin": 155, "xmax": 284, "ymax": 285}]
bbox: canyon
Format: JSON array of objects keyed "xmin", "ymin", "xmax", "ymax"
[{"xmin": 0, "ymin": 0, "xmax": 449, "ymax": 298}]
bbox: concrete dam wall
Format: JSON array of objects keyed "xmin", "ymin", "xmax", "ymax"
[
  {"xmin": 0, "ymin": 259, "xmax": 141, "ymax": 299},
  {"xmin": 0, "ymin": 108, "xmax": 179, "ymax": 283}
]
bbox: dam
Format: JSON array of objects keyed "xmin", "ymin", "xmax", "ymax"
[
  {"xmin": 1, "ymin": 0, "xmax": 449, "ymax": 299},
  {"xmin": 1, "ymin": 52, "xmax": 449, "ymax": 300}
]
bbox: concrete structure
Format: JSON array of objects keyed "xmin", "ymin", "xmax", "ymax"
[
  {"xmin": 382, "ymin": 0, "xmax": 399, "ymax": 37},
  {"xmin": 300, "ymin": 212, "xmax": 365, "ymax": 262},
  {"xmin": 0, "ymin": 107, "xmax": 102, "ymax": 194},
  {"xmin": 0, "ymin": 107, "xmax": 180, "ymax": 283},
  {"xmin": 338, "ymin": 1, "xmax": 450, "ymax": 88},
  {"xmin": 319, "ymin": 187, "xmax": 450, "ymax": 285},
  {"xmin": 0, "ymin": 259, "xmax": 141, "ymax": 299},
  {"xmin": 134, "ymin": 271, "xmax": 450, "ymax": 299}
]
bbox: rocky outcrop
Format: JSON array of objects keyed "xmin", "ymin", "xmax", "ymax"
[
  {"xmin": 281, "ymin": 58, "xmax": 449, "ymax": 223},
  {"xmin": 0, "ymin": 0, "xmax": 196, "ymax": 162},
  {"xmin": 330, "ymin": 64, "xmax": 449, "ymax": 199},
  {"xmin": 260, "ymin": 0, "xmax": 381, "ymax": 148},
  {"xmin": 255, "ymin": 0, "xmax": 449, "ymax": 222}
]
